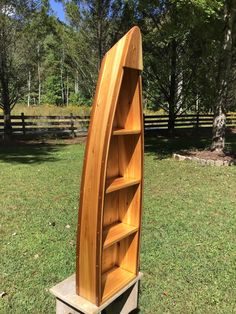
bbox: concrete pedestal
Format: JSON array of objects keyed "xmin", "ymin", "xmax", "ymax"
[{"xmin": 50, "ymin": 272, "xmax": 143, "ymax": 314}]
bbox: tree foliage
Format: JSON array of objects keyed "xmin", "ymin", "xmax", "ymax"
[
  {"xmin": 0, "ymin": 0, "xmax": 235, "ymax": 147},
  {"xmin": 0, "ymin": 0, "xmax": 41, "ymax": 134}
]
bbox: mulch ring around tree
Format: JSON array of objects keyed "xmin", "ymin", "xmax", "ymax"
[{"xmin": 173, "ymin": 150, "xmax": 236, "ymax": 166}]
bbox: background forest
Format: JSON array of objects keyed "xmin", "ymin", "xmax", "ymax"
[
  {"xmin": 0, "ymin": 0, "xmax": 236, "ymax": 149},
  {"xmin": 1, "ymin": 3, "xmax": 236, "ymax": 313}
]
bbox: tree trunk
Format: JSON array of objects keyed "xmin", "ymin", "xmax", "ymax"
[
  {"xmin": 61, "ymin": 50, "xmax": 65, "ymax": 105},
  {"xmin": 27, "ymin": 70, "xmax": 31, "ymax": 107},
  {"xmin": 195, "ymin": 95, "xmax": 200, "ymax": 130},
  {"xmin": 3, "ymin": 105, "xmax": 12, "ymax": 137},
  {"xmin": 75, "ymin": 69, "xmax": 79, "ymax": 94},
  {"xmin": 168, "ymin": 108, "xmax": 175, "ymax": 133},
  {"xmin": 212, "ymin": 106, "xmax": 226, "ymax": 151},
  {"xmin": 2, "ymin": 86, "xmax": 12, "ymax": 137},
  {"xmin": 97, "ymin": 0, "xmax": 103, "ymax": 69},
  {"xmin": 37, "ymin": 44, "xmax": 41, "ymax": 105},
  {"xmin": 98, "ymin": 20, "xmax": 102, "ymax": 68},
  {"xmin": 38, "ymin": 73, "xmax": 41, "ymax": 105},
  {"xmin": 212, "ymin": 0, "xmax": 236, "ymax": 151},
  {"xmin": 66, "ymin": 74, "xmax": 69, "ymax": 106},
  {"xmin": 176, "ymin": 70, "xmax": 183, "ymax": 113},
  {"xmin": 168, "ymin": 39, "xmax": 177, "ymax": 133},
  {"xmin": 0, "ymin": 54, "xmax": 12, "ymax": 137}
]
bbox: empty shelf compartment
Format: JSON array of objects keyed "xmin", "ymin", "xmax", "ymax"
[
  {"xmin": 103, "ymin": 222, "xmax": 138, "ymax": 249},
  {"xmin": 101, "ymin": 266, "xmax": 136, "ymax": 303},
  {"xmin": 106, "ymin": 177, "xmax": 140, "ymax": 193}
]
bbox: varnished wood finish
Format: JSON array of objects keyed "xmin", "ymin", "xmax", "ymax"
[
  {"xmin": 105, "ymin": 177, "xmax": 140, "ymax": 194},
  {"xmin": 76, "ymin": 26, "xmax": 143, "ymax": 306},
  {"xmin": 103, "ymin": 222, "xmax": 139, "ymax": 249},
  {"xmin": 112, "ymin": 128, "xmax": 141, "ymax": 135},
  {"xmin": 101, "ymin": 267, "xmax": 135, "ymax": 303}
]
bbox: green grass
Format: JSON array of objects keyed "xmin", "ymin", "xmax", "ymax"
[
  {"xmin": 1, "ymin": 134, "xmax": 236, "ymax": 313},
  {"xmin": 6, "ymin": 103, "xmax": 160, "ymax": 116},
  {"xmin": 9, "ymin": 104, "xmax": 91, "ymax": 116}
]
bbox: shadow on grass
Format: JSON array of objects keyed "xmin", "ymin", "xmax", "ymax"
[
  {"xmin": 0, "ymin": 140, "xmax": 67, "ymax": 164},
  {"xmin": 144, "ymin": 128, "xmax": 236, "ymax": 160},
  {"xmin": 0, "ymin": 129, "xmax": 235, "ymax": 164}
]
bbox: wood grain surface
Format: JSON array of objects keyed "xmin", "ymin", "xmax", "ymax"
[{"xmin": 76, "ymin": 26, "xmax": 143, "ymax": 306}]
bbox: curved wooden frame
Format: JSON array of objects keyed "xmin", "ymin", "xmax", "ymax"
[{"xmin": 76, "ymin": 26, "xmax": 143, "ymax": 306}]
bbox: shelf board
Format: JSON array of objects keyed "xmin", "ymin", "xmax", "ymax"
[
  {"xmin": 106, "ymin": 177, "xmax": 140, "ymax": 194},
  {"xmin": 103, "ymin": 222, "xmax": 138, "ymax": 249},
  {"xmin": 112, "ymin": 128, "xmax": 141, "ymax": 135},
  {"xmin": 102, "ymin": 266, "xmax": 136, "ymax": 303}
]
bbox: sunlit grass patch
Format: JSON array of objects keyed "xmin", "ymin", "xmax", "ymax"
[{"xmin": 1, "ymin": 137, "xmax": 236, "ymax": 313}]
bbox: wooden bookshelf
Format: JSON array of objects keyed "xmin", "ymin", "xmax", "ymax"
[{"xmin": 76, "ymin": 27, "xmax": 143, "ymax": 306}]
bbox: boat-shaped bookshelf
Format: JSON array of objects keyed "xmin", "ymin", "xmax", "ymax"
[{"xmin": 76, "ymin": 26, "xmax": 143, "ymax": 306}]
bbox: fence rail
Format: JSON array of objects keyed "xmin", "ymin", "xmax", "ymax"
[
  {"xmin": 0, "ymin": 113, "xmax": 235, "ymax": 136},
  {"xmin": 0, "ymin": 113, "xmax": 90, "ymax": 136},
  {"xmin": 144, "ymin": 113, "xmax": 236, "ymax": 131}
]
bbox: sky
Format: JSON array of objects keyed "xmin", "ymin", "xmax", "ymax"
[{"xmin": 50, "ymin": 0, "xmax": 66, "ymax": 22}]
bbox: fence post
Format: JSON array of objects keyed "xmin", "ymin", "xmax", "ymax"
[
  {"xmin": 70, "ymin": 113, "xmax": 75, "ymax": 137},
  {"xmin": 21, "ymin": 112, "xmax": 26, "ymax": 135},
  {"xmin": 143, "ymin": 113, "xmax": 145, "ymax": 132},
  {"xmin": 196, "ymin": 111, "xmax": 199, "ymax": 130}
]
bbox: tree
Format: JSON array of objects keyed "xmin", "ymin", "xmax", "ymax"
[
  {"xmin": 64, "ymin": 0, "xmax": 115, "ymax": 100},
  {"xmin": 0, "ymin": 0, "xmax": 40, "ymax": 137},
  {"xmin": 136, "ymin": 1, "xmax": 225, "ymax": 130},
  {"xmin": 212, "ymin": 0, "xmax": 236, "ymax": 151},
  {"xmin": 63, "ymin": 0, "xmax": 136, "ymax": 100},
  {"xmin": 25, "ymin": 3, "xmax": 57, "ymax": 105}
]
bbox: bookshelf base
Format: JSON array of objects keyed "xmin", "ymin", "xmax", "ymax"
[{"xmin": 50, "ymin": 272, "xmax": 142, "ymax": 314}]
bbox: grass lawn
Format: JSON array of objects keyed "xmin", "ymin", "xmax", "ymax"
[
  {"xmin": 1, "ymin": 133, "xmax": 236, "ymax": 313},
  {"xmin": 6, "ymin": 103, "xmax": 160, "ymax": 116}
]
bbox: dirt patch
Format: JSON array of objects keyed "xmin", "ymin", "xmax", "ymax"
[
  {"xmin": 173, "ymin": 150, "xmax": 236, "ymax": 166},
  {"xmin": 183, "ymin": 149, "xmax": 236, "ymax": 162}
]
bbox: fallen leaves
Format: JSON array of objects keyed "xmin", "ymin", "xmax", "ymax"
[{"xmin": 0, "ymin": 291, "xmax": 7, "ymax": 298}]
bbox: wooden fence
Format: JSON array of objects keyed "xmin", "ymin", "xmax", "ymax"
[
  {"xmin": 0, "ymin": 113, "xmax": 235, "ymax": 136},
  {"xmin": 0, "ymin": 113, "xmax": 90, "ymax": 136},
  {"xmin": 144, "ymin": 113, "xmax": 236, "ymax": 131}
]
